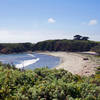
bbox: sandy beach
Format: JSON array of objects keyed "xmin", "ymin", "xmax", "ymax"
[{"xmin": 39, "ymin": 52, "xmax": 97, "ymax": 76}]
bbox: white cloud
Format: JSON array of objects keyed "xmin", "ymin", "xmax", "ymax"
[
  {"xmin": 0, "ymin": 29, "xmax": 65, "ymax": 43},
  {"xmin": 88, "ymin": 19, "xmax": 98, "ymax": 26},
  {"xmin": 48, "ymin": 18, "xmax": 56, "ymax": 23}
]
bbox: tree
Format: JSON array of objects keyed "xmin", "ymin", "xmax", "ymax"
[
  {"xmin": 73, "ymin": 35, "xmax": 89, "ymax": 41},
  {"xmin": 81, "ymin": 37, "xmax": 89, "ymax": 40},
  {"xmin": 73, "ymin": 35, "xmax": 82, "ymax": 40}
]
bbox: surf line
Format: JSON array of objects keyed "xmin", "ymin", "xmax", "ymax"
[{"xmin": 16, "ymin": 58, "xmax": 39, "ymax": 69}]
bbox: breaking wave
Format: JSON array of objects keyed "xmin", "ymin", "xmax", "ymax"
[{"xmin": 16, "ymin": 58, "xmax": 39, "ymax": 68}]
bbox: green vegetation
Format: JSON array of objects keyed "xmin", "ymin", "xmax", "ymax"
[
  {"xmin": 0, "ymin": 36, "xmax": 100, "ymax": 54},
  {"xmin": 0, "ymin": 63, "xmax": 100, "ymax": 100},
  {"xmin": 73, "ymin": 35, "xmax": 89, "ymax": 40},
  {"xmin": 32, "ymin": 39, "xmax": 98, "ymax": 52},
  {"xmin": 32, "ymin": 35, "xmax": 99, "ymax": 52},
  {"xmin": 0, "ymin": 43, "xmax": 33, "ymax": 54},
  {"xmin": 91, "ymin": 45, "xmax": 100, "ymax": 55}
]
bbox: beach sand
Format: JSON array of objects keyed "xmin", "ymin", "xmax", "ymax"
[{"xmin": 39, "ymin": 52, "xmax": 97, "ymax": 76}]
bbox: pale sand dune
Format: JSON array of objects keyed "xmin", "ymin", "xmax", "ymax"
[{"xmin": 39, "ymin": 52, "xmax": 97, "ymax": 76}]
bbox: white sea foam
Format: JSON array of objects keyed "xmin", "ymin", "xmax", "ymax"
[
  {"xmin": 27, "ymin": 54, "xmax": 35, "ymax": 57},
  {"xmin": 16, "ymin": 58, "xmax": 39, "ymax": 69}
]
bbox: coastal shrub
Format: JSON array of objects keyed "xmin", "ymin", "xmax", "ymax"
[
  {"xmin": 0, "ymin": 39, "xmax": 99, "ymax": 54},
  {"xmin": 0, "ymin": 64, "xmax": 100, "ymax": 100},
  {"xmin": 0, "ymin": 43, "xmax": 33, "ymax": 54},
  {"xmin": 91, "ymin": 44, "xmax": 100, "ymax": 55},
  {"xmin": 32, "ymin": 39, "xmax": 98, "ymax": 52}
]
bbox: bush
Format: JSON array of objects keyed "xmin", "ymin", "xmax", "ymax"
[
  {"xmin": 0, "ymin": 65, "xmax": 100, "ymax": 100},
  {"xmin": 91, "ymin": 45, "xmax": 100, "ymax": 55}
]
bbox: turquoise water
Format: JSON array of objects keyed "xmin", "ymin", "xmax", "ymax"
[{"xmin": 0, "ymin": 53, "xmax": 60, "ymax": 69}]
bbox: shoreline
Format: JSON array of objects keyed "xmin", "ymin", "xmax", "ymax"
[
  {"xmin": 0, "ymin": 51, "xmax": 98, "ymax": 76},
  {"xmin": 39, "ymin": 51, "xmax": 97, "ymax": 76}
]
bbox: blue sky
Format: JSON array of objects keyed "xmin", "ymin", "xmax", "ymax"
[{"xmin": 0, "ymin": 0, "xmax": 100, "ymax": 43}]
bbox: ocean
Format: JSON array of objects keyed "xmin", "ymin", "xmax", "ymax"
[{"xmin": 0, "ymin": 53, "xmax": 60, "ymax": 69}]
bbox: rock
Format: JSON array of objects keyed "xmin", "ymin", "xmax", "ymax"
[{"xmin": 83, "ymin": 58, "xmax": 89, "ymax": 60}]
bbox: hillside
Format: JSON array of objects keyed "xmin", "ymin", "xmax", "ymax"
[
  {"xmin": 32, "ymin": 39, "xmax": 98, "ymax": 52},
  {"xmin": 0, "ymin": 39, "xmax": 99, "ymax": 54},
  {"xmin": 0, "ymin": 63, "xmax": 100, "ymax": 100}
]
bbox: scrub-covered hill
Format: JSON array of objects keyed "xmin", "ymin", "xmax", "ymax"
[
  {"xmin": 0, "ymin": 39, "xmax": 99, "ymax": 54},
  {"xmin": 0, "ymin": 63, "xmax": 100, "ymax": 100}
]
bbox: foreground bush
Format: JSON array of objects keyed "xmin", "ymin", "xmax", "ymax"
[{"xmin": 0, "ymin": 65, "xmax": 100, "ymax": 100}]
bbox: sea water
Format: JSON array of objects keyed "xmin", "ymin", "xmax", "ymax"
[{"xmin": 0, "ymin": 53, "xmax": 60, "ymax": 69}]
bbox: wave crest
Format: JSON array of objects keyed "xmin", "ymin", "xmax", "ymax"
[{"xmin": 16, "ymin": 58, "xmax": 39, "ymax": 68}]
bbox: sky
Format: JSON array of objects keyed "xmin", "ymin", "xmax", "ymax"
[{"xmin": 0, "ymin": 0, "xmax": 100, "ymax": 43}]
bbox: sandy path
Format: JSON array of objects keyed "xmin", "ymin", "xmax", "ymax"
[{"xmin": 39, "ymin": 52, "xmax": 96, "ymax": 76}]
